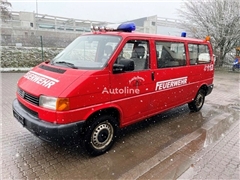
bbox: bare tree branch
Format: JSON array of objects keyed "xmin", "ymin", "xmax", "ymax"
[
  {"xmin": 177, "ymin": 0, "xmax": 240, "ymax": 66},
  {"xmin": 0, "ymin": 0, "xmax": 12, "ymax": 21}
]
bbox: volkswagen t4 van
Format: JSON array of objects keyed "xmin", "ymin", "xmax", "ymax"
[{"xmin": 12, "ymin": 22, "xmax": 214, "ymax": 156}]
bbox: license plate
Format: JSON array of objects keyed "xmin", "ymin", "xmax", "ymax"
[{"xmin": 13, "ymin": 110, "xmax": 25, "ymax": 126}]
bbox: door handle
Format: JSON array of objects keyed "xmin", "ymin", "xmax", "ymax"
[{"xmin": 151, "ymin": 72, "xmax": 155, "ymax": 81}]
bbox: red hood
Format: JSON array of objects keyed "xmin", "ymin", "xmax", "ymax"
[{"xmin": 18, "ymin": 64, "xmax": 87, "ymax": 97}]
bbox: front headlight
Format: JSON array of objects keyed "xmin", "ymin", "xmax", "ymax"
[{"xmin": 39, "ymin": 95, "xmax": 69, "ymax": 111}]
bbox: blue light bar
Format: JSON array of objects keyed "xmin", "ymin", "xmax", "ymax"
[
  {"xmin": 117, "ymin": 22, "xmax": 136, "ymax": 32},
  {"xmin": 181, "ymin": 32, "xmax": 186, "ymax": 37}
]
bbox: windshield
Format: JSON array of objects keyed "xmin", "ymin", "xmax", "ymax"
[{"xmin": 52, "ymin": 35, "xmax": 121, "ymax": 69}]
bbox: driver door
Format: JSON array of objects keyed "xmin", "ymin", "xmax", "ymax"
[{"xmin": 109, "ymin": 38, "xmax": 153, "ymax": 126}]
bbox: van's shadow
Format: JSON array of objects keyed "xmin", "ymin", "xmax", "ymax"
[{"xmin": 41, "ymin": 104, "xmax": 205, "ymax": 157}]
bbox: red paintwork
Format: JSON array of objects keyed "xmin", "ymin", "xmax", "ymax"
[{"xmin": 16, "ymin": 31, "xmax": 214, "ymax": 127}]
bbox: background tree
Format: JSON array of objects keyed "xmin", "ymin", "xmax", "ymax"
[
  {"xmin": 0, "ymin": 0, "xmax": 12, "ymax": 22},
  {"xmin": 178, "ymin": 0, "xmax": 240, "ymax": 66}
]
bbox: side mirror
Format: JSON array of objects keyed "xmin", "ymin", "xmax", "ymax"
[
  {"xmin": 113, "ymin": 59, "xmax": 135, "ymax": 73},
  {"xmin": 113, "ymin": 63, "xmax": 124, "ymax": 73}
]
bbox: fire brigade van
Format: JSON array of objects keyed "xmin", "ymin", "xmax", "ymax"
[{"xmin": 12, "ymin": 22, "xmax": 214, "ymax": 156}]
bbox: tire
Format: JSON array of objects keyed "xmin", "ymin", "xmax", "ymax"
[
  {"xmin": 188, "ymin": 89, "xmax": 205, "ymax": 112},
  {"xmin": 82, "ymin": 115, "xmax": 118, "ymax": 156}
]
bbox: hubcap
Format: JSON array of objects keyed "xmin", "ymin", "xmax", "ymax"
[
  {"xmin": 196, "ymin": 94, "xmax": 203, "ymax": 108},
  {"xmin": 91, "ymin": 121, "xmax": 113, "ymax": 150}
]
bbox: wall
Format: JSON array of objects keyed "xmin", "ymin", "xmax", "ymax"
[{"xmin": 1, "ymin": 46, "xmax": 63, "ymax": 68}]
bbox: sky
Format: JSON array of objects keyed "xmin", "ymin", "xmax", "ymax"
[{"xmin": 8, "ymin": 0, "xmax": 185, "ymax": 23}]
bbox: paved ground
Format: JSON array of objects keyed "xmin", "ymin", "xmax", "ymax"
[
  {"xmin": 0, "ymin": 70, "xmax": 239, "ymax": 179},
  {"xmin": 178, "ymin": 121, "xmax": 239, "ymax": 180}
]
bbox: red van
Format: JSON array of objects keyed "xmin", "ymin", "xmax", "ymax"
[{"xmin": 12, "ymin": 22, "xmax": 214, "ymax": 156}]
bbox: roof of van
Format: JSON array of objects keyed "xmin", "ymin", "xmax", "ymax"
[{"xmin": 86, "ymin": 31, "xmax": 208, "ymax": 43}]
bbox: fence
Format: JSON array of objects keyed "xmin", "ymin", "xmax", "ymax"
[{"xmin": 1, "ymin": 34, "xmax": 77, "ymax": 48}]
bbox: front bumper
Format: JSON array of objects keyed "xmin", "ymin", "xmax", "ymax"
[{"xmin": 12, "ymin": 99, "xmax": 85, "ymax": 143}]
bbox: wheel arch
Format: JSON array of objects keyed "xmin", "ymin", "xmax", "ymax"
[
  {"xmin": 85, "ymin": 106, "xmax": 122, "ymax": 127},
  {"xmin": 199, "ymin": 84, "xmax": 208, "ymax": 96}
]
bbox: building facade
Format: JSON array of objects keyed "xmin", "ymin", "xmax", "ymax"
[{"xmin": 1, "ymin": 11, "xmax": 184, "ymax": 47}]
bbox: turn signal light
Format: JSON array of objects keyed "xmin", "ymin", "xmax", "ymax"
[{"xmin": 56, "ymin": 98, "xmax": 70, "ymax": 111}]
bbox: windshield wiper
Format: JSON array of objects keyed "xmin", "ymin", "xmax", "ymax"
[{"xmin": 53, "ymin": 61, "xmax": 78, "ymax": 69}]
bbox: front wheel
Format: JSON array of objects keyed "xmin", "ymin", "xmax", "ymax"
[
  {"xmin": 188, "ymin": 89, "xmax": 205, "ymax": 112},
  {"xmin": 82, "ymin": 115, "xmax": 118, "ymax": 156}
]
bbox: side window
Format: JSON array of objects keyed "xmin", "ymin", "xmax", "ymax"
[
  {"xmin": 198, "ymin": 45, "xmax": 210, "ymax": 63},
  {"xmin": 188, "ymin": 44, "xmax": 210, "ymax": 65},
  {"xmin": 117, "ymin": 40, "xmax": 149, "ymax": 71},
  {"xmin": 156, "ymin": 41, "xmax": 186, "ymax": 68},
  {"xmin": 188, "ymin": 44, "xmax": 198, "ymax": 65}
]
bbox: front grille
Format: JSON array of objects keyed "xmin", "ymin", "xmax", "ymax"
[{"xmin": 18, "ymin": 88, "xmax": 39, "ymax": 106}]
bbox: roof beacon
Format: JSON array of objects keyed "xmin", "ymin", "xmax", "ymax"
[
  {"xmin": 92, "ymin": 22, "xmax": 136, "ymax": 32},
  {"xmin": 117, "ymin": 22, "xmax": 136, "ymax": 32},
  {"xmin": 205, "ymin": 36, "xmax": 210, "ymax": 41},
  {"xmin": 181, "ymin": 32, "xmax": 186, "ymax": 37}
]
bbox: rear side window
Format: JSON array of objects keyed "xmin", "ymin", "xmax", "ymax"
[
  {"xmin": 155, "ymin": 41, "xmax": 186, "ymax": 68},
  {"xmin": 188, "ymin": 44, "xmax": 210, "ymax": 65}
]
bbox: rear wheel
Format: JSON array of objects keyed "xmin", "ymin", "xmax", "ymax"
[
  {"xmin": 82, "ymin": 115, "xmax": 118, "ymax": 156},
  {"xmin": 188, "ymin": 89, "xmax": 205, "ymax": 112}
]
